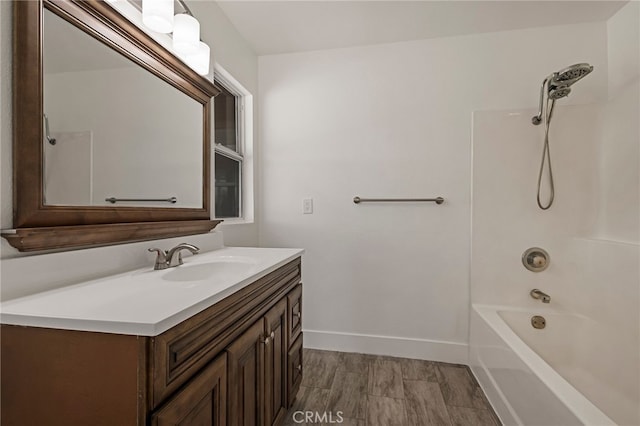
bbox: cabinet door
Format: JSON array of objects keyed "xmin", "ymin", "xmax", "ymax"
[
  {"xmin": 263, "ymin": 297, "xmax": 288, "ymax": 426},
  {"xmin": 227, "ymin": 319, "xmax": 265, "ymax": 426},
  {"xmin": 152, "ymin": 353, "xmax": 227, "ymax": 426}
]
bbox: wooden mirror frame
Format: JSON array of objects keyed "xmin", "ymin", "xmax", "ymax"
[{"xmin": 4, "ymin": 0, "xmax": 222, "ymax": 252}]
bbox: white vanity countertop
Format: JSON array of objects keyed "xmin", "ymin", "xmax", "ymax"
[{"xmin": 0, "ymin": 247, "xmax": 304, "ymax": 336}]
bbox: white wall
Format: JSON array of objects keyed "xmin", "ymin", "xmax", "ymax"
[
  {"xmin": 259, "ymin": 22, "xmax": 607, "ymax": 361},
  {"xmin": 0, "ymin": 2, "xmax": 259, "ymax": 297}
]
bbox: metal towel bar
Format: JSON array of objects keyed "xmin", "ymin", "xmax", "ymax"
[
  {"xmin": 105, "ymin": 197, "xmax": 177, "ymax": 204},
  {"xmin": 353, "ymin": 196, "xmax": 444, "ymax": 205}
]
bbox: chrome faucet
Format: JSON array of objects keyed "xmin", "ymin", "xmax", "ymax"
[
  {"xmin": 530, "ymin": 289, "xmax": 551, "ymax": 303},
  {"xmin": 148, "ymin": 243, "xmax": 200, "ymax": 270}
]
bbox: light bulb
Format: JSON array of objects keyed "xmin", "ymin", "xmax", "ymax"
[
  {"xmin": 186, "ymin": 42, "xmax": 210, "ymax": 76},
  {"xmin": 173, "ymin": 14, "xmax": 200, "ymax": 55},
  {"xmin": 142, "ymin": 0, "xmax": 174, "ymax": 34}
]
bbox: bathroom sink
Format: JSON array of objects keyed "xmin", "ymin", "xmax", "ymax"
[{"xmin": 161, "ymin": 256, "xmax": 258, "ymax": 282}]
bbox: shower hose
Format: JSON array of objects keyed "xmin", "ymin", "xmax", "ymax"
[{"xmin": 537, "ymin": 96, "xmax": 556, "ymax": 210}]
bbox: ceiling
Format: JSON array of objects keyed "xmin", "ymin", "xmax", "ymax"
[{"xmin": 216, "ymin": 1, "xmax": 628, "ymax": 55}]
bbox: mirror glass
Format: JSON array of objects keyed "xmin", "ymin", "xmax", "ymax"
[{"xmin": 42, "ymin": 8, "xmax": 203, "ymax": 208}]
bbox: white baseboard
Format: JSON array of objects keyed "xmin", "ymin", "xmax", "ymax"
[{"xmin": 303, "ymin": 329, "xmax": 469, "ymax": 365}]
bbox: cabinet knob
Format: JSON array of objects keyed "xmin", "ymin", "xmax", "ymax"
[
  {"xmin": 261, "ymin": 331, "xmax": 275, "ymax": 344},
  {"xmin": 295, "ymin": 311, "xmax": 302, "ymax": 318},
  {"xmin": 297, "ymin": 364, "xmax": 302, "ymax": 371}
]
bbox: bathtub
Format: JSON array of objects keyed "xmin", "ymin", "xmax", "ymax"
[{"xmin": 470, "ymin": 304, "xmax": 639, "ymax": 426}]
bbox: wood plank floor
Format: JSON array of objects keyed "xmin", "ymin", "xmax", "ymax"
[{"xmin": 284, "ymin": 349, "xmax": 501, "ymax": 426}]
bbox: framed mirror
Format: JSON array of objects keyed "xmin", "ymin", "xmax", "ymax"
[{"xmin": 4, "ymin": 0, "xmax": 221, "ymax": 252}]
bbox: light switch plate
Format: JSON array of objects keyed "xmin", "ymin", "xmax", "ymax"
[{"xmin": 303, "ymin": 198, "xmax": 313, "ymax": 214}]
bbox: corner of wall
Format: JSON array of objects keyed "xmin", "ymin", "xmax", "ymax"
[{"xmin": 606, "ymin": 1, "xmax": 640, "ymax": 98}]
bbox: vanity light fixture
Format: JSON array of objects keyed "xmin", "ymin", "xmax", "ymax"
[
  {"xmin": 173, "ymin": 12, "xmax": 200, "ymax": 55},
  {"xmin": 140, "ymin": 0, "xmax": 209, "ymax": 75},
  {"xmin": 142, "ymin": 0, "xmax": 174, "ymax": 34}
]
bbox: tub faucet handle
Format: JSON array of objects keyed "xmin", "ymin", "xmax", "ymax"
[
  {"xmin": 530, "ymin": 289, "xmax": 551, "ymax": 303},
  {"xmin": 522, "ymin": 247, "xmax": 550, "ymax": 272},
  {"xmin": 532, "ymin": 255, "xmax": 546, "ymax": 268}
]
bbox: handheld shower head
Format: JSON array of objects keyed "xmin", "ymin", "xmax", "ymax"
[
  {"xmin": 532, "ymin": 63, "xmax": 594, "ymax": 125},
  {"xmin": 531, "ymin": 63, "xmax": 594, "ymax": 211},
  {"xmin": 548, "ymin": 85, "xmax": 571, "ymax": 100}
]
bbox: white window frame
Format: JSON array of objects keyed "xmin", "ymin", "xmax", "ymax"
[{"xmin": 213, "ymin": 66, "xmax": 254, "ymax": 224}]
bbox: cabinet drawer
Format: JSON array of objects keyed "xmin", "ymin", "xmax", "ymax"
[
  {"xmin": 287, "ymin": 333, "xmax": 303, "ymax": 408},
  {"xmin": 287, "ymin": 284, "xmax": 302, "ymax": 346}
]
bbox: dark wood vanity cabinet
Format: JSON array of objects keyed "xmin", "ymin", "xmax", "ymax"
[{"xmin": 1, "ymin": 258, "xmax": 302, "ymax": 426}]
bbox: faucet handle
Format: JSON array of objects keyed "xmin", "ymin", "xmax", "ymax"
[{"xmin": 148, "ymin": 248, "xmax": 169, "ymax": 270}]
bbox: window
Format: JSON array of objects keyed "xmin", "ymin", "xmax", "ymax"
[{"xmin": 214, "ymin": 76, "xmax": 245, "ymax": 219}]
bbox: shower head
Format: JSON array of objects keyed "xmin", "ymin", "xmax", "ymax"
[
  {"xmin": 531, "ymin": 62, "xmax": 594, "ymax": 125},
  {"xmin": 548, "ymin": 85, "xmax": 571, "ymax": 100},
  {"xmin": 551, "ymin": 63, "xmax": 594, "ymax": 87}
]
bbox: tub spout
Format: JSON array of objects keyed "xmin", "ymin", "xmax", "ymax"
[{"xmin": 530, "ymin": 289, "xmax": 551, "ymax": 303}]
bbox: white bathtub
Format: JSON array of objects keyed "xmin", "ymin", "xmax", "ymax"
[{"xmin": 470, "ymin": 304, "xmax": 639, "ymax": 426}]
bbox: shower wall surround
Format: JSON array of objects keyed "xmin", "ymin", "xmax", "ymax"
[
  {"xmin": 597, "ymin": 1, "xmax": 640, "ymax": 243},
  {"xmin": 471, "ymin": 102, "xmax": 638, "ymax": 357},
  {"xmin": 470, "ymin": 2, "xmax": 639, "ymax": 424},
  {"xmin": 471, "ymin": 104, "xmax": 601, "ymax": 307},
  {"xmin": 471, "ymin": 0, "xmax": 638, "ymax": 353}
]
